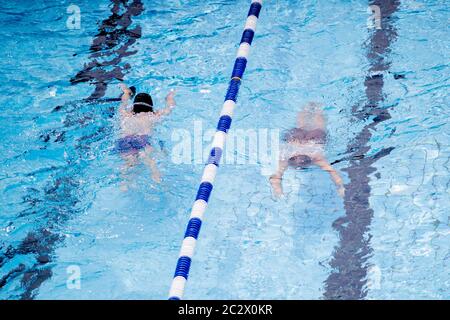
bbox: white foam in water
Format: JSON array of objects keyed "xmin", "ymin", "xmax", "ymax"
[
  {"xmin": 366, "ymin": 265, "xmax": 382, "ymax": 290},
  {"xmin": 389, "ymin": 184, "xmax": 409, "ymax": 194},
  {"xmin": 49, "ymin": 87, "xmax": 57, "ymax": 97}
]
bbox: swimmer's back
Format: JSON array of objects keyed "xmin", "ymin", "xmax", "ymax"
[
  {"xmin": 284, "ymin": 127, "xmax": 327, "ymax": 145},
  {"xmin": 120, "ymin": 113, "xmax": 157, "ymax": 137}
]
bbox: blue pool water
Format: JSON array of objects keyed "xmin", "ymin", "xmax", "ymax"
[{"xmin": 0, "ymin": 0, "xmax": 449, "ymax": 299}]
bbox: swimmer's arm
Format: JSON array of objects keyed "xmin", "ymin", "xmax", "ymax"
[
  {"xmin": 314, "ymin": 157, "xmax": 345, "ymax": 197},
  {"xmin": 269, "ymin": 159, "xmax": 288, "ymax": 196},
  {"xmin": 119, "ymin": 84, "xmax": 133, "ymax": 116},
  {"xmin": 155, "ymin": 90, "xmax": 176, "ymax": 119}
]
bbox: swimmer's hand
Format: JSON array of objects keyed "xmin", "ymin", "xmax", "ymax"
[
  {"xmin": 166, "ymin": 89, "xmax": 176, "ymax": 107},
  {"xmin": 119, "ymin": 83, "xmax": 132, "ymax": 95},
  {"xmin": 269, "ymin": 175, "xmax": 284, "ymax": 197},
  {"xmin": 155, "ymin": 90, "xmax": 177, "ymax": 118},
  {"xmin": 119, "ymin": 83, "xmax": 133, "ymax": 110}
]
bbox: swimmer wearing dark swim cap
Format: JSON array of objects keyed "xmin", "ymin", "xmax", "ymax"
[{"xmin": 117, "ymin": 83, "xmax": 176, "ymax": 188}]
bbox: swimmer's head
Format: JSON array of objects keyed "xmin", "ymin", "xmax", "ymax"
[
  {"xmin": 288, "ymin": 154, "xmax": 313, "ymax": 169},
  {"xmin": 133, "ymin": 92, "xmax": 154, "ymax": 113}
]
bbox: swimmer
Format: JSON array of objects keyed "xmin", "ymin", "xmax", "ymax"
[
  {"xmin": 269, "ymin": 102, "xmax": 345, "ymax": 198},
  {"xmin": 117, "ymin": 83, "xmax": 176, "ymax": 187}
]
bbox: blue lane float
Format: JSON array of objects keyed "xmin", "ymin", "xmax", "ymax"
[
  {"xmin": 168, "ymin": 0, "xmax": 263, "ymax": 300},
  {"xmin": 225, "ymin": 79, "xmax": 241, "ymax": 102},
  {"xmin": 217, "ymin": 115, "xmax": 232, "ymax": 133},
  {"xmin": 232, "ymin": 57, "xmax": 248, "ymax": 79}
]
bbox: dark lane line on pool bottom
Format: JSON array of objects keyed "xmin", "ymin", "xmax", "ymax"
[
  {"xmin": 71, "ymin": 0, "xmax": 144, "ymax": 101},
  {"xmin": 323, "ymin": 0, "xmax": 401, "ymax": 299},
  {"xmin": 0, "ymin": 0, "xmax": 144, "ymax": 299}
]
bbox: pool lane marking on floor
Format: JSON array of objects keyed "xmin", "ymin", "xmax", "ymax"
[
  {"xmin": 70, "ymin": 0, "xmax": 144, "ymax": 101},
  {"xmin": 323, "ymin": 0, "xmax": 400, "ymax": 300},
  {"xmin": 168, "ymin": 0, "xmax": 263, "ymax": 300},
  {"xmin": 0, "ymin": 0, "xmax": 144, "ymax": 300}
]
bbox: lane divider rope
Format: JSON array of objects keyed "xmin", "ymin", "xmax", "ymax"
[{"xmin": 168, "ymin": 0, "xmax": 263, "ymax": 300}]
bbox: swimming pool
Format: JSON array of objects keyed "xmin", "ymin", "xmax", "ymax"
[{"xmin": 0, "ymin": 0, "xmax": 448, "ymax": 300}]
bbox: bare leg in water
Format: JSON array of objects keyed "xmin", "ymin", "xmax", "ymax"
[
  {"xmin": 139, "ymin": 145, "xmax": 161, "ymax": 183},
  {"xmin": 120, "ymin": 153, "xmax": 138, "ymax": 191},
  {"xmin": 120, "ymin": 146, "xmax": 161, "ymax": 191}
]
